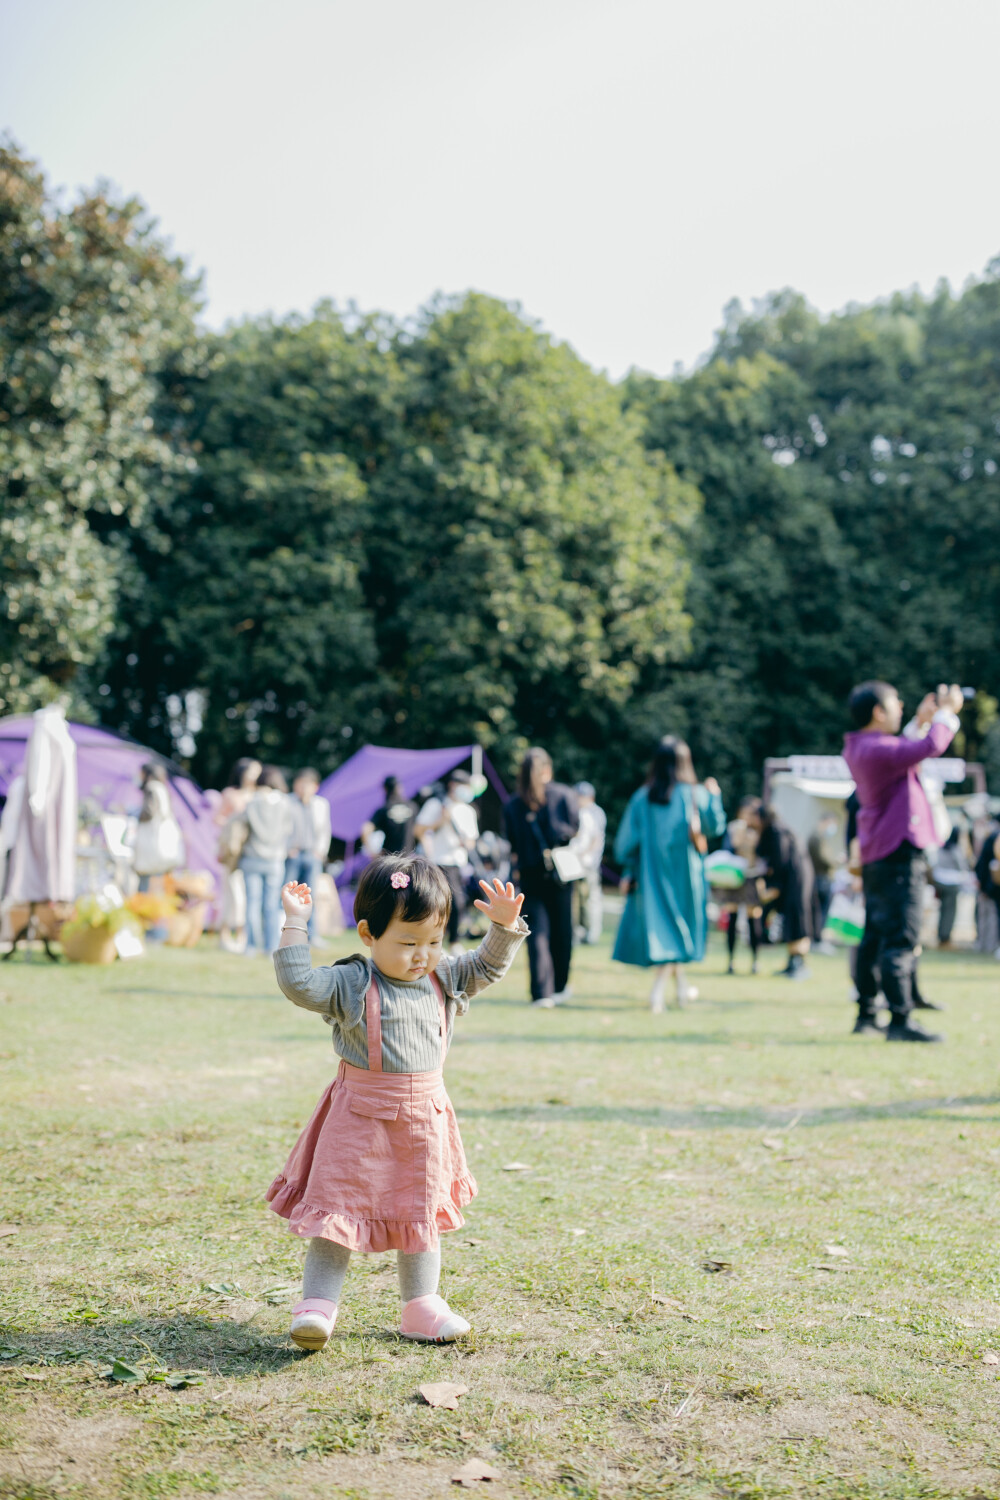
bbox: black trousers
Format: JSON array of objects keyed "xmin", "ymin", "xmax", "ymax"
[
  {"xmin": 442, "ymin": 865, "xmax": 467, "ymax": 945},
  {"xmin": 521, "ymin": 877, "xmax": 574, "ymax": 1001},
  {"xmin": 857, "ymin": 844, "xmax": 926, "ymax": 1023}
]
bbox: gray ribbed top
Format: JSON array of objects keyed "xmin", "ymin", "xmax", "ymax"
[{"xmin": 272, "ymin": 918, "xmax": 528, "ymax": 1074}]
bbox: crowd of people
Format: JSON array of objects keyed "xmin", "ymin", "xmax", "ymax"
[
  {"xmin": 137, "ymin": 674, "xmax": 1000, "ymax": 1020},
  {"xmin": 210, "ymin": 759, "xmax": 333, "ymax": 957}
]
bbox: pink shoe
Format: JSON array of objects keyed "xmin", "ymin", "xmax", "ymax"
[
  {"xmin": 400, "ymin": 1293, "xmax": 471, "ymax": 1344},
  {"xmin": 289, "ymin": 1297, "xmax": 337, "ymax": 1350}
]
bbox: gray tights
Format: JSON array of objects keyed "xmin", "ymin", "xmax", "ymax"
[{"xmin": 302, "ymin": 1237, "xmax": 441, "ymax": 1306}]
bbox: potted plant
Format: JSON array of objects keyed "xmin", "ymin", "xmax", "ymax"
[{"xmin": 60, "ymin": 896, "xmax": 143, "ymax": 965}]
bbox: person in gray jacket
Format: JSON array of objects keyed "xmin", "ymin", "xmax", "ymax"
[{"xmin": 239, "ymin": 765, "xmax": 296, "ymax": 955}]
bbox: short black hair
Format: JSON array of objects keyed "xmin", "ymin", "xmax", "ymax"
[
  {"xmin": 353, "ymin": 854, "xmax": 451, "ymax": 938},
  {"xmin": 294, "ymin": 766, "xmax": 320, "ymax": 784},
  {"xmin": 848, "ymin": 680, "xmax": 896, "ymax": 729}
]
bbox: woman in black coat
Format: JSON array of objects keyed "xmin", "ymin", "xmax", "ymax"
[
  {"xmin": 504, "ymin": 748, "xmax": 580, "ymax": 1006},
  {"xmin": 741, "ymin": 798, "xmax": 814, "ymax": 978}
]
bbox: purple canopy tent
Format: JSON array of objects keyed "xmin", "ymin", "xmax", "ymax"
[
  {"xmin": 0, "ymin": 717, "xmax": 223, "ymax": 913},
  {"xmin": 318, "ymin": 743, "xmax": 508, "ymax": 924},
  {"xmin": 320, "ymin": 743, "xmax": 506, "ymax": 841}
]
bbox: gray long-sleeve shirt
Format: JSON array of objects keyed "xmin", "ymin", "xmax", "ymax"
[{"xmin": 272, "ymin": 917, "xmax": 528, "ymax": 1074}]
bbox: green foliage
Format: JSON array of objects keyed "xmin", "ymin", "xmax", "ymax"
[
  {"xmin": 628, "ymin": 277, "xmax": 1000, "ymax": 796},
  {"xmin": 104, "ymin": 292, "xmax": 696, "ymax": 798},
  {"xmin": 366, "ymin": 294, "xmax": 698, "ymax": 793},
  {"xmin": 5, "ymin": 138, "xmax": 1000, "ymax": 811},
  {"xmin": 100, "ymin": 308, "xmax": 389, "ymax": 785},
  {"xmin": 0, "ymin": 142, "xmax": 199, "ymax": 718}
]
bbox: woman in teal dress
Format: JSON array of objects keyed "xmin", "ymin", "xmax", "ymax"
[{"xmin": 613, "ymin": 736, "xmax": 725, "ymax": 1010}]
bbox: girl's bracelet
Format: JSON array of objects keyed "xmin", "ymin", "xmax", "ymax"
[{"xmin": 282, "ymin": 921, "xmax": 309, "ymax": 933}]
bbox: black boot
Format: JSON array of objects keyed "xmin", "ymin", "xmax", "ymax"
[
  {"xmin": 852, "ymin": 1011, "xmax": 885, "ymax": 1036},
  {"xmin": 911, "ymin": 993, "xmax": 945, "ymax": 1012},
  {"xmin": 885, "ymin": 1018, "xmax": 944, "ymax": 1043}
]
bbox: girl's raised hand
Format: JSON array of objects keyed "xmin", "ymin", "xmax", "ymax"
[
  {"xmin": 281, "ymin": 881, "xmax": 313, "ymax": 920},
  {"xmin": 474, "ymin": 878, "xmax": 524, "ymax": 931}
]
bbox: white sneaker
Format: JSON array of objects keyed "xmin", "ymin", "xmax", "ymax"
[
  {"xmin": 549, "ymin": 988, "xmax": 571, "ymax": 1005},
  {"xmin": 531, "ymin": 996, "xmax": 556, "ymax": 1009},
  {"xmin": 675, "ymin": 978, "xmax": 699, "ymax": 1005}
]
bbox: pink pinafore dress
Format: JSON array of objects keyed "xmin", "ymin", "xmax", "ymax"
[{"xmin": 266, "ymin": 972, "xmax": 477, "ymax": 1254}]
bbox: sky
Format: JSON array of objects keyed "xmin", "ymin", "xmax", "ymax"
[{"xmin": 3, "ymin": 0, "xmax": 1000, "ymax": 378}]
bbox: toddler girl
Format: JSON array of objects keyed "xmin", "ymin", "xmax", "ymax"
[{"xmin": 267, "ymin": 853, "xmax": 527, "ymax": 1349}]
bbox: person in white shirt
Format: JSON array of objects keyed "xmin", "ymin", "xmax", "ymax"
[
  {"xmin": 284, "ymin": 768, "xmax": 333, "ymax": 942},
  {"xmin": 414, "ymin": 770, "xmax": 479, "ymax": 949},
  {"xmin": 571, "ymin": 782, "xmax": 607, "ymax": 944}
]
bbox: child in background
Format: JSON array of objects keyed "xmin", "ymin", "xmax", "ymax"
[{"xmin": 267, "ymin": 855, "xmax": 526, "ymax": 1349}]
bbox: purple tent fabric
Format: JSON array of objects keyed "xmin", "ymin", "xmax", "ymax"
[
  {"xmin": 0, "ymin": 717, "xmax": 223, "ymax": 911},
  {"xmin": 319, "ymin": 743, "xmax": 509, "ymax": 926},
  {"xmin": 320, "ymin": 744, "xmax": 490, "ymax": 842}
]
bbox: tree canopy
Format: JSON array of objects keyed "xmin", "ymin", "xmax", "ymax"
[{"xmin": 3, "ymin": 143, "xmax": 998, "ymax": 814}]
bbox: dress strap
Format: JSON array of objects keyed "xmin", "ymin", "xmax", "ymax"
[
  {"xmin": 366, "ymin": 969, "xmax": 446, "ymax": 1072},
  {"xmin": 364, "ymin": 973, "xmax": 383, "ymax": 1073},
  {"xmin": 430, "ymin": 971, "xmax": 447, "ymax": 1067}
]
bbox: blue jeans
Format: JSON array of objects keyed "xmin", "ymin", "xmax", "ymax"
[
  {"xmin": 241, "ymin": 856, "xmax": 284, "ymax": 954},
  {"xmin": 284, "ymin": 852, "xmax": 321, "ymax": 939}
]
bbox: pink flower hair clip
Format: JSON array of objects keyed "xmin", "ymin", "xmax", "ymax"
[{"xmin": 390, "ymin": 871, "xmax": 410, "ymax": 890}]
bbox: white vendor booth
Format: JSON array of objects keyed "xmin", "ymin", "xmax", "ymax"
[{"xmin": 763, "ymin": 754, "xmax": 987, "ymax": 946}]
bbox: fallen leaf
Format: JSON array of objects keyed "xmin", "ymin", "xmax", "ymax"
[
  {"xmin": 261, "ymin": 1286, "xmax": 296, "ymax": 1305},
  {"xmin": 106, "ymin": 1359, "xmax": 144, "ymax": 1384},
  {"xmin": 451, "ymin": 1457, "xmax": 501, "ymax": 1486},
  {"xmin": 754, "ymin": 1322, "xmax": 774, "ymax": 1332},
  {"xmin": 570, "ymin": 1228, "xmax": 586, "ymax": 1237},
  {"xmin": 21, "ymin": 1372, "xmax": 45, "ymax": 1382},
  {"xmin": 982, "ymin": 1351, "xmax": 999, "ymax": 1366},
  {"xmin": 761, "ymin": 1138, "xmax": 782, "ymax": 1150},
  {"xmin": 165, "ymin": 1374, "xmax": 205, "ymax": 1389},
  {"xmin": 824, "ymin": 1245, "xmax": 849, "ymax": 1257},
  {"xmin": 701, "ymin": 1259, "xmax": 732, "ymax": 1274},
  {"xmin": 0, "ymin": 1225, "xmax": 18, "ymax": 1238},
  {"xmin": 419, "ymin": 1381, "xmax": 469, "ymax": 1409},
  {"xmin": 651, "ymin": 1293, "xmax": 678, "ymax": 1306},
  {"xmin": 501, "ymin": 1162, "xmax": 532, "ymax": 1172}
]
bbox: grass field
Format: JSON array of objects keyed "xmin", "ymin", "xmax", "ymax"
[{"xmin": 2, "ymin": 926, "xmax": 1000, "ymax": 1500}]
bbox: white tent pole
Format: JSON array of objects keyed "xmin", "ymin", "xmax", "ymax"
[{"xmin": 471, "ymin": 745, "xmax": 483, "ymax": 778}]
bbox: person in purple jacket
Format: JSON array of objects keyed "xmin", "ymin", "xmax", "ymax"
[{"xmin": 842, "ymin": 681, "xmax": 964, "ymax": 1042}]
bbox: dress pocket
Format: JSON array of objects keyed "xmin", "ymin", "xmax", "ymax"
[{"xmin": 347, "ymin": 1094, "xmax": 401, "ymax": 1122}]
